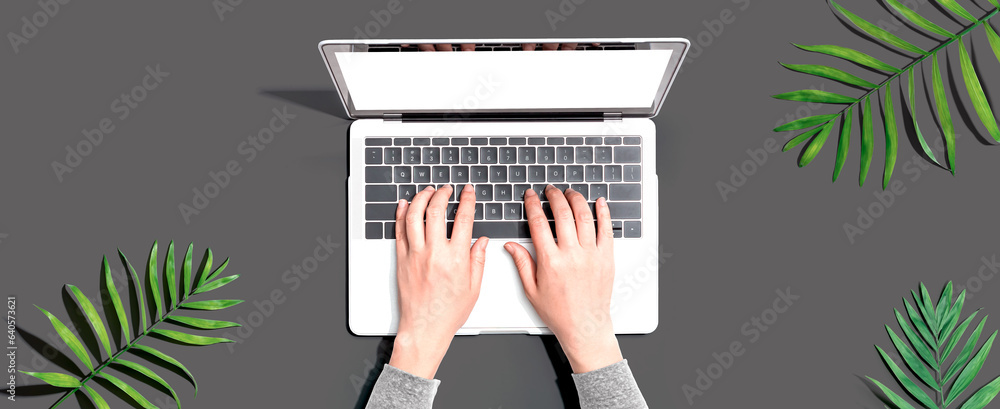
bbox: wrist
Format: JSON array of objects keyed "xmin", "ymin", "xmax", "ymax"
[
  {"xmin": 559, "ymin": 331, "xmax": 623, "ymax": 374},
  {"xmin": 389, "ymin": 330, "xmax": 453, "ymax": 379}
]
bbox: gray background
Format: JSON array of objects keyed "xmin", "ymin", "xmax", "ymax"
[{"xmin": 4, "ymin": 0, "xmax": 1000, "ymax": 408}]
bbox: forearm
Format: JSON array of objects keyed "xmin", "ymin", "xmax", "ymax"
[
  {"xmin": 365, "ymin": 364, "xmax": 441, "ymax": 409},
  {"xmin": 573, "ymin": 359, "xmax": 648, "ymax": 409}
]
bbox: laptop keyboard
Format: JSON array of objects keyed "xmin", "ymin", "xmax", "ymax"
[
  {"xmin": 363, "ymin": 136, "xmax": 643, "ymax": 240},
  {"xmin": 366, "ymin": 43, "xmax": 638, "ymax": 52}
]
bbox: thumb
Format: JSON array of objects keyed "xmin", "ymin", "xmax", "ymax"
[
  {"xmin": 470, "ymin": 237, "xmax": 489, "ymax": 287},
  {"xmin": 504, "ymin": 242, "xmax": 536, "ymax": 297}
]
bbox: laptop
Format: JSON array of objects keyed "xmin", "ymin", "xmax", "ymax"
[{"xmin": 318, "ymin": 38, "xmax": 689, "ymax": 336}]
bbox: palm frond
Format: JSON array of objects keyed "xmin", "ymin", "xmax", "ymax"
[
  {"xmin": 774, "ymin": 0, "xmax": 1000, "ymax": 186},
  {"xmin": 20, "ymin": 241, "xmax": 243, "ymax": 408},
  {"xmin": 866, "ymin": 282, "xmax": 1000, "ymax": 408}
]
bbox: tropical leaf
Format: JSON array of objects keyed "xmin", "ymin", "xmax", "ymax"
[
  {"xmin": 959, "ymin": 374, "xmax": 1000, "ymax": 409},
  {"xmin": 868, "ymin": 376, "xmax": 918, "ymax": 409},
  {"xmin": 799, "ymin": 122, "xmax": 836, "ymax": 167},
  {"xmin": 774, "ymin": 1, "xmax": 1000, "ymax": 186},
  {"xmin": 946, "ymin": 331, "xmax": 998, "ymax": 406},
  {"xmin": 946, "ymin": 317, "xmax": 989, "ymax": 384},
  {"xmin": 29, "ymin": 241, "xmax": 241, "ymax": 408}
]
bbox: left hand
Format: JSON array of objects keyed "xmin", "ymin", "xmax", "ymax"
[{"xmin": 389, "ymin": 184, "xmax": 488, "ymax": 379}]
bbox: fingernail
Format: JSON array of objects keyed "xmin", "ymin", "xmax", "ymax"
[
  {"xmin": 546, "ymin": 184, "xmax": 555, "ymax": 191},
  {"xmin": 525, "ymin": 188, "xmax": 536, "ymax": 197},
  {"xmin": 565, "ymin": 187, "xmax": 575, "ymax": 193},
  {"xmin": 597, "ymin": 197, "xmax": 606, "ymax": 207},
  {"xmin": 464, "ymin": 183, "xmax": 473, "ymax": 193},
  {"xmin": 503, "ymin": 243, "xmax": 512, "ymax": 251},
  {"xmin": 424, "ymin": 186, "xmax": 435, "ymax": 191}
]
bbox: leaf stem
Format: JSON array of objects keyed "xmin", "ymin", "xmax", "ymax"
[{"xmin": 50, "ymin": 288, "xmax": 194, "ymax": 408}]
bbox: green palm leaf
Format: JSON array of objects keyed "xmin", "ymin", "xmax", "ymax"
[
  {"xmin": 939, "ymin": 291, "xmax": 967, "ymax": 348},
  {"xmin": 931, "ymin": 52, "xmax": 956, "ymax": 174},
  {"xmin": 987, "ymin": 24, "xmax": 1000, "ymax": 65},
  {"xmin": 779, "ymin": 63, "xmax": 877, "ymax": 88},
  {"xmin": 774, "ymin": 114, "xmax": 838, "ymax": 132},
  {"xmin": 182, "ymin": 243, "xmax": 194, "ymax": 297},
  {"xmin": 861, "ymin": 96, "xmax": 874, "ymax": 186},
  {"xmin": 907, "ymin": 68, "xmax": 940, "ymax": 166},
  {"xmin": 103, "ymin": 256, "xmax": 130, "ymax": 346},
  {"xmin": 905, "ymin": 298, "xmax": 938, "ymax": 351},
  {"xmin": 937, "ymin": 282, "xmax": 955, "ymax": 327},
  {"xmin": 178, "ymin": 299, "xmax": 244, "ymax": 310},
  {"xmin": 943, "ymin": 310, "xmax": 982, "ymax": 361},
  {"xmin": 877, "ymin": 345, "xmax": 939, "ymax": 408},
  {"xmin": 883, "ymin": 86, "xmax": 899, "ymax": 189},
  {"xmin": 150, "ymin": 329, "xmax": 234, "ymax": 346},
  {"xmin": 799, "ymin": 122, "xmax": 836, "ymax": 167},
  {"xmin": 773, "ymin": 89, "xmax": 858, "ymax": 104},
  {"xmin": 119, "ymin": 249, "xmax": 147, "ymax": 334},
  {"xmin": 195, "ymin": 248, "xmax": 214, "ymax": 289},
  {"xmin": 959, "ymin": 374, "xmax": 1000, "ymax": 409},
  {"xmin": 886, "ymin": 0, "xmax": 954, "ymax": 38},
  {"xmin": 831, "ymin": 1, "xmax": 927, "ymax": 55},
  {"xmin": 66, "ymin": 285, "xmax": 112, "ymax": 360},
  {"xmin": 919, "ymin": 284, "xmax": 939, "ymax": 335},
  {"xmin": 868, "ymin": 376, "xmax": 918, "ymax": 409},
  {"xmin": 894, "ymin": 309, "xmax": 939, "ymax": 371},
  {"xmin": 946, "ymin": 331, "xmax": 998, "ymax": 406},
  {"xmin": 165, "ymin": 241, "xmax": 177, "ymax": 308},
  {"xmin": 793, "ymin": 43, "xmax": 901, "ymax": 72},
  {"xmin": 20, "ymin": 371, "xmax": 81, "ymax": 388},
  {"xmin": 112, "ymin": 359, "xmax": 181, "ymax": 409},
  {"xmin": 945, "ymin": 317, "xmax": 988, "ymax": 384},
  {"xmin": 82, "ymin": 384, "xmax": 110, "ymax": 409},
  {"xmin": 167, "ymin": 315, "xmax": 241, "ymax": 329},
  {"xmin": 205, "ymin": 257, "xmax": 231, "ymax": 283},
  {"xmin": 833, "ymin": 109, "xmax": 852, "ymax": 182},
  {"xmin": 958, "ymin": 37, "xmax": 1000, "ymax": 142},
  {"xmin": 147, "ymin": 241, "xmax": 162, "ymax": 320},
  {"xmin": 35, "ymin": 306, "xmax": 93, "ymax": 371},
  {"xmin": 886, "ymin": 325, "xmax": 940, "ymax": 390},
  {"xmin": 195, "ymin": 274, "xmax": 239, "ymax": 295},
  {"xmin": 130, "ymin": 344, "xmax": 198, "ymax": 395},
  {"xmin": 935, "ymin": 0, "xmax": 976, "ymax": 22},
  {"xmin": 99, "ymin": 372, "xmax": 156, "ymax": 409}
]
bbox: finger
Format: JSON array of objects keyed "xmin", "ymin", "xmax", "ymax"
[
  {"xmin": 592, "ymin": 43, "xmax": 600, "ymax": 47},
  {"xmin": 434, "ymin": 44, "xmax": 453, "ymax": 51},
  {"xmin": 545, "ymin": 185, "xmax": 578, "ymax": 247},
  {"xmin": 521, "ymin": 43, "xmax": 537, "ymax": 51},
  {"xmin": 595, "ymin": 197, "xmax": 614, "ymax": 252},
  {"xmin": 560, "ymin": 43, "xmax": 578, "ymax": 50},
  {"xmin": 460, "ymin": 43, "xmax": 475, "ymax": 51},
  {"xmin": 451, "ymin": 184, "xmax": 476, "ymax": 243},
  {"xmin": 424, "ymin": 184, "xmax": 452, "ymax": 243},
  {"xmin": 395, "ymin": 199, "xmax": 409, "ymax": 256},
  {"xmin": 523, "ymin": 188, "xmax": 556, "ymax": 250},
  {"xmin": 406, "ymin": 186, "xmax": 435, "ymax": 248},
  {"xmin": 541, "ymin": 43, "xmax": 559, "ymax": 51},
  {"xmin": 504, "ymin": 242, "xmax": 536, "ymax": 298},
  {"xmin": 470, "ymin": 237, "xmax": 489, "ymax": 289},
  {"xmin": 565, "ymin": 188, "xmax": 596, "ymax": 247},
  {"xmin": 417, "ymin": 44, "xmax": 436, "ymax": 52}
]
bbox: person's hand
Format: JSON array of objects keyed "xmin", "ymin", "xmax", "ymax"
[
  {"xmin": 504, "ymin": 185, "xmax": 623, "ymax": 373},
  {"xmin": 389, "ymin": 184, "xmax": 488, "ymax": 379}
]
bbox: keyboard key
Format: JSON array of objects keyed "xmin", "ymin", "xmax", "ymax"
[
  {"xmin": 403, "ymin": 147, "xmax": 421, "ymax": 164},
  {"xmin": 366, "ymin": 204, "xmax": 397, "ymax": 220},
  {"xmin": 509, "ymin": 166, "xmax": 527, "ymax": 182},
  {"xmin": 471, "ymin": 137, "xmax": 489, "ymax": 145},
  {"xmin": 499, "ymin": 147, "xmax": 517, "ymax": 164},
  {"xmin": 365, "ymin": 148, "xmax": 382, "ymax": 164},
  {"xmin": 365, "ymin": 166, "xmax": 392, "ymax": 183},
  {"xmin": 576, "ymin": 147, "xmax": 593, "ymax": 164},
  {"xmin": 489, "ymin": 137, "xmax": 506, "ymax": 145},
  {"xmin": 566, "ymin": 137, "xmax": 584, "ymax": 145},
  {"xmin": 518, "ymin": 147, "xmax": 536, "ymax": 164},
  {"xmin": 394, "ymin": 138, "xmax": 411, "ymax": 146},
  {"xmin": 585, "ymin": 165, "xmax": 603, "ymax": 182},
  {"xmin": 385, "ymin": 222, "xmax": 395, "ymax": 239},
  {"xmin": 433, "ymin": 166, "xmax": 449, "ymax": 183},
  {"xmin": 413, "ymin": 166, "xmax": 431, "ymax": 183},
  {"xmin": 509, "ymin": 137, "xmax": 527, "ymax": 145},
  {"xmin": 585, "ymin": 137, "xmax": 602, "ymax": 145},
  {"xmin": 437, "ymin": 184, "xmax": 456, "ymax": 201},
  {"xmin": 514, "ymin": 184, "xmax": 530, "ymax": 200},
  {"xmin": 366, "ymin": 222, "xmax": 383, "ymax": 239},
  {"xmin": 624, "ymin": 221, "xmax": 641, "ymax": 238},
  {"xmin": 528, "ymin": 166, "xmax": 546, "ymax": 182},
  {"xmin": 548, "ymin": 137, "xmax": 564, "ymax": 145},
  {"xmin": 614, "ymin": 146, "xmax": 641, "ymax": 163},
  {"xmin": 413, "ymin": 138, "xmax": 431, "ymax": 146},
  {"xmin": 461, "ymin": 147, "xmax": 479, "ymax": 164},
  {"xmin": 613, "ymin": 221, "xmax": 623, "ymax": 238},
  {"xmin": 418, "ymin": 184, "xmax": 434, "ymax": 192},
  {"xmin": 490, "ymin": 166, "xmax": 507, "ymax": 182},
  {"xmin": 553, "ymin": 184, "xmax": 569, "ymax": 192},
  {"xmin": 547, "ymin": 165, "xmax": 565, "ymax": 182},
  {"xmin": 605, "ymin": 136, "xmax": 622, "ymax": 145},
  {"xmin": 471, "ymin": 166, "xmax": 489, "ymax": 182},
  {"xmin": 610, "ymin": 183, "xmax": 641, "ymax": 200},
  {"xmin": 486, "ymin": 203, "xmax": 503, "ymax": 220},
  {"xmin": 481, "ymin": 147, "xmax": 498, "ymax": 164},
  {"xmin": 476, "ymin": 185, "xmax": 493, "ymax": 201},
  {"xmin": 446, "ymin": 203, "xmax": 459, "ymax": 220},
  {"xmin": 442, "ymin": 147, "xmax": 459, "ymax": 164},
  {"xmin": 541, "ymin": 202, "xmax": 554, "ymax": 219},
  {"xmin": 366, "ymin": 138, "xmax": 391, "ymax": 146},
  {"xmin": 609, "ymin": 202, "xmax": 641, "ymax": 219},
  {"xmin": 531, "ymin": 184, "xmax": 547, "ymax": 199},
  {"xmin": 538, "ymin": 147, "xmax": 555, "ymax": 164},
  {"xmin": 528, "ymin": 137, "xmax": 546, "ymax": 145},
  {"xmin": 384, "ymin": 148, "xmax": 402, "ymax": 164},
  {"xmin": 566, "ymin": 166, "xmax": 584, "ymax": 182},
  {"xmin": 595, "ymin": 147, "xmax": 613, "ymax": 163},
  {"xmin": 451, "ymin": 166, "xmax": 469, "ymax": 183},
  {"xmin": 624, "ymin": 137, "xmax": 642, "ymax": 145},
  {"xmin": 394, "ymin": 166, "xmax": 412, "ymax": 183},
  {"xmin": 452, "ymin": 137, "xmax": 469, "ymax": 145},
  {"xmin": 474, "ymin": 203, "xmax": 484, "ymax": 220},
  {"xmin": 366, "ymin": 185, "xmax": 397, "ymax": 202},
  {"xmin": 570, "ymin": 184, "xmax": 588, "ymax": 198},
  {"xmin": 556, "ymin": 147, "xmax": 574, "ymax": 164},
  {"xmin": 494, "ymin": 184, "xmax": 513, "ymax": 201},
  {"xmin": 590, "ymin": 184, "xmax": 608, "ymax": 200},
  {"xmin": 605, "ymin": 165, "xmax": 622, "ymax": 182},
  {"xmin": 422, "ymin": 147, "xmax": 440, "ymax": 164},
  {"xmin": 432, "ymin": 138, "xmax": 449, "ymax": 146},
  {"xmin": 505, "ymin": 203, "xmax": 523, "ymax": 220},
  {"xmin": 624, "ymin": 165, "xmax": 641, "ymax": 182},
  {"xmin": 398, "ymin": 185, "xmax": 417, "ymax": 201}
]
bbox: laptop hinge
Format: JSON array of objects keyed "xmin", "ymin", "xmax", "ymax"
[
  {"xmin": 603, "ymin": 112, "xmax": 623, "ymax": 121},
  {"xmin": 383, "ymin": 113, "xmax": 403, "ymax": 121}
]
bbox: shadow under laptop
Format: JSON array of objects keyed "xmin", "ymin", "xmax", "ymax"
[{"xmin": 259, "ymin": 88, "xmax": 351, "ymax": 120}]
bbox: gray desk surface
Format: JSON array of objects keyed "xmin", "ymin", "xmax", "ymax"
[{"xmin": 5, "ymin": 0, "xmax": 1000, "ymax": 407}]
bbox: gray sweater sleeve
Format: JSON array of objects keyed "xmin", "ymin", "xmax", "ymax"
[
  {"xmin": 365, "ymin": 364, "xmax": 440, "ymax": 409},
  {"xmin": 572, "ymin": 359, "xmax": 648, "ymax": 409}
]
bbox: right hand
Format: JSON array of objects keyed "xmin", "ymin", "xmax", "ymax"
[{"xmin": 504, "ymin": 185, "xmax": 623, "ymax": 373}]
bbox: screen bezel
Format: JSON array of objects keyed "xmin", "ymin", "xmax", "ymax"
[{"xmin": 318, "ymin": 38, "xmax": 689, "ymax": 119}]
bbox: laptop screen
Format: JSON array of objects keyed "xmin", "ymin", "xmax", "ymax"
[{"xmin": 320, "ymin": 40, "xmax": 688, "ymax": 118}]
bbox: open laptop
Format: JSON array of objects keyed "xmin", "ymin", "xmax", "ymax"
[{"xmin": 318, "ymin": 38, "xmax": 689, "ymax": 336}]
